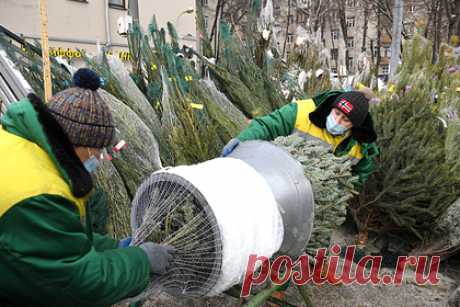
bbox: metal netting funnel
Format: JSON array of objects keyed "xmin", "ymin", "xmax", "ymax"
[
  {"xmin": 128, "ymin": 142, "xmax": 311, "ymax": 300},
  {"xmin": 130, "ymin": 172, "xmax": 223, "ymax": 298},
  {"xmin": 228, "ymin": 140, "xmax": 314, "ymax": 257}
]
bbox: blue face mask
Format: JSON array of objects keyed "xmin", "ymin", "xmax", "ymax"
[
  {"xmin": 83, "ymin": 155, "xmax": 100, "ymax": 173},
  {"xmin": 326, "ymin": 112, "xmax": 348, "ymax": 135}
]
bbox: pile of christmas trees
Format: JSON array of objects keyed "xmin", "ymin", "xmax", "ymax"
[
  {"xmin": 352, "ymin": 34, "xmax": 460, "ymax": 255},
  {"xmin": 2, "ymin": 1, "xmax": 460, "ymax": 304}
]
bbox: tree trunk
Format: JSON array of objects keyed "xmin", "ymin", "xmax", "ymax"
[
  {"xmin": 282, "ymin": 0, "xmax": 292, "ymax": 59},
  {"xmin": 370, "ymin": 38, "xmax": 375, "ymax": 64},
  {"xmin": 443, "ymin": 0, "xmax": 453, "ymax": 43},
  {"xmin": 338, "ymin": 0, "xmax": 349, "ymax": 73},
  {"xmin": 455, "ymin": 0, "xmax": 460, "ymax": 40},
  {"xmin": 321, "ymin": 16, "xmax": 326, "ymax": 43},
  {"xmin": 389, "ymin": 0, "xmax": 403, "ymax": 80},
  {"xmin": 362, "ymin": 1, "xmax": 369, "ymax": 52},
  {"xmin": 432, "ymin": 0, "xmax": 441, "ymax": 64},
  {"xmin": 210, "ymin": 0, "xmax": 223, "ymax": 44},
  {"xmin": 375, "ymin": 2, "xmax": 382, "ymax": 83},
  {"xmin": 442, "ymin": 0, "xmax": 460, "ymax": 44},
  {"xmin": 424, "ymin": 0, "xmax": 435, "ymax": 38},
  {"xmin": 329, "ymin": 15, "xmax": 338, "ymax": 69}
]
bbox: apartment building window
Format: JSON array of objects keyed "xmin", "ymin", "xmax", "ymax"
[
  {"xmin": 346, "ymin": 16, "xmax": 355, "ymax": 28},
  {"xmin": 109, "ymin": 0, "xmax": 125, "ymax": 9},
  {"xmin": 204, "ymin": 16, "xmax": 209, "ymax": 29},
  {"xmin": 383, "ymin": 45, "xmax": 391, "ymax": 58},
  {"xmin": 347, "ymin": 37, "xmax": 354, "ymax": 48},
  {"xmin": 297, "ymin": 12, "xmax": 306, "ymax": 24},
  {"xmin": 382, "ymin": 64, "xmax": 389, "ymax": 75},
  {"xmin": 373, "ymin": 45, "xmax": 380, "ymax": 58},
  {"xmin": 347, "ymin": 0, "xmax": 357, "ymax": 7},
  {"xmin": 331, "ymin": 29, "xmax": 339, "ymax": 40},
  {"xmin": 288, "ymin": 15, "xmax": 294, "ymax": 24},
  {"xmin": 287, "ymin": 34, "xmax": 294, "ymax": 44},
  {"xmin": 331, "ymin": 48, "xmax": 338, "ymax": 61},
  {"xmin": 347, "ymin": 56, "xmax": 354, "ymax": 69},
  {"xmin": 331, "ymin": 67, "xmax": 338, "ymax": 74},
  {"xmin": 331, "ymin": 10, "xmax": 338, "ymax": 21},
  {"xmin": 201, "ymin": 0, "xmax": 209, "ymax": 6}
]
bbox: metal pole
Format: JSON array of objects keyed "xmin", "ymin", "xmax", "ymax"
[
  {"xmin": 128, "ymin": 0, "xmax": 139, "ymax": 23},
  {"xmin": 389, "ymin": 0, "xmax": 404, "ymax": 81},
  {"xmin": 39, "ymin": 0, "xmax": 52, "ymax": 101},
  {"xmin": 104, "ymin": 0, "xmax": 112, "ymax": 48}
]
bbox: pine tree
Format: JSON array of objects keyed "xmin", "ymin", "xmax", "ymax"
[{"xmin": 352, "ymin": 35, "xmax": 460, "ymax": 248}]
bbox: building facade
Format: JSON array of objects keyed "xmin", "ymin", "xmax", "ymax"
[
  {"xmin": 0, "ymin": 0, "xmax": 197, "ymax": 65},
  {"xmin": 198, "ymin": 0, "xmax": 427, "ymax": 79}
]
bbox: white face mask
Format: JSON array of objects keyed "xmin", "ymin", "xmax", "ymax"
[
  {"xmin": 83, "ymin": 155, "xmax": 99, "ymax": 173},
  {"xmin": 326, "ymin": 112, "xmax": 348, "ymax": 135}
]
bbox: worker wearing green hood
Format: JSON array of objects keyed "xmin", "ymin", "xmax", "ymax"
[
  {"xmin": 0, "ymin": 69, "xmax": 174, "ymax": 306},
  {"xmin": 222, "ymin": 90, "xmax": 379, "ymax": 189}
]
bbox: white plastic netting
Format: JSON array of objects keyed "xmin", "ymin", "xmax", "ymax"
[
  {"xmin": 130, "ymin": 157, "xmax": 284, "ymax": 298},
  {"xmin": 98, "ymin": 90, "xmax": 162, "ymax": 196}
]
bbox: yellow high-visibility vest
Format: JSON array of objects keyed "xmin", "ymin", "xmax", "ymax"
[
  {"xmin": 294, "ymin": 99, "xmax": 363, "ymax": 160},
  {"xmin": 0, "ymin": 128, "xmax": 86, "ymax": 218}
]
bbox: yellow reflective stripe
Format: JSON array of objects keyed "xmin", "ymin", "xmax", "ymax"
[
  {"xmin": 347, "ymin": 143, "xmax": 364, "ymax": 160},
  {"xmin": 0, "ymin": 129, "xmax": 87, "ymax": 218},
  {"xmin": 294, "ymin": 99, "xmax": 363, "ymax": 160}
]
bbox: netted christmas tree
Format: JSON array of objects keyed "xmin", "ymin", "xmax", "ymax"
[
  {"xmin": 0, "ymin": 34, "xmax": 71, "ymax": 99},
  {"xmin": 274, "ymin": 135, "xmax": 357, "ymax": 254}
]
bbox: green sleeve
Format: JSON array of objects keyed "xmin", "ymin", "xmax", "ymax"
[
  {"xmin": 352, "ymin": 143, "xmax": 379, "ymax": 189},
  {"xmin": 0, "ymin": 195, "xmax": 150, "ymax": 306},
  {"xmin": 352, "ymin": 156, "xmax": 375, "ymax": 189},
  {"xmin": 237, "ymin": 102, "xmax": 298, "ymax": 141},
  {"xmin": 92, "ymin": 233, "xmax": 119, "ymax": 251},
  {"xmin": 85, "ymin": 189, "xmax": 120, "ymax": 251}
]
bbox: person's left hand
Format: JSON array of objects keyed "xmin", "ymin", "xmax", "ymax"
[{"xmin": 118, "ymin": 236, "xmax": 132, "ymax": 248}]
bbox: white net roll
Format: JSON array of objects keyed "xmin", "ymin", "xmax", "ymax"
[{"xmin": 165, "ymin": 157, "xmax": 284, "ymax": 295}]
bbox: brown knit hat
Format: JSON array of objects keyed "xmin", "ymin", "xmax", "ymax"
[{"xmin": 48, "ymin": 68, "xmax": 115, "ymax": 148}]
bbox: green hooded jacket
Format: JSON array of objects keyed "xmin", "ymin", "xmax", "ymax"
[
  {"xmin": 0, "ymin": 97, "xmax": 150, "ymax": 307},
  {"xmin": 237, "ymin": 90, "xmax": 379, "ymax": 188}
]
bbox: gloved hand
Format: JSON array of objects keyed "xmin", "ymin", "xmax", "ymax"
[
  {"xmin": 221, "ymin": 138, "xmax": 240, "ymax": 157},
  {"xmin": 140, "ymin": 242, "xmax": 176, "ymax": 275},
  {"xmin": 118, "ymin": 236, "xmax": 132, "ymax": 248}
]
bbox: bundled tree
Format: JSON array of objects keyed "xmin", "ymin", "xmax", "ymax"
[
  {"xmin": 0, "ymin": 34, "xmax": 71, "ymax": 99},
  {"xmin": 274, "ymin": 135, "xmax": 357, "ymax": 254}
]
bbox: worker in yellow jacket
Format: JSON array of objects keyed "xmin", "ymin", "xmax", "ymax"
[
  {"xmin": 0, "ymin": 68, "xmax": 174, "ymax": 306},
  {"xmin": 222, "ymin": 90, "xmax": 379, "ymax": 189}
]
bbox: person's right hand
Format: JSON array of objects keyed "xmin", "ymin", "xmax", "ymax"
[
  {"xmin": 221, "ymin": 138, "xmax": 240, "ymax": 157},
  {"xmin": 139, "ymin": 242, "xmax": 176, "ymax": 275}
]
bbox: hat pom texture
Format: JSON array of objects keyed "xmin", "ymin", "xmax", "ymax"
[{"xmin": 72, "ymin": 68, "xmax": 101, "ymax": 91}]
